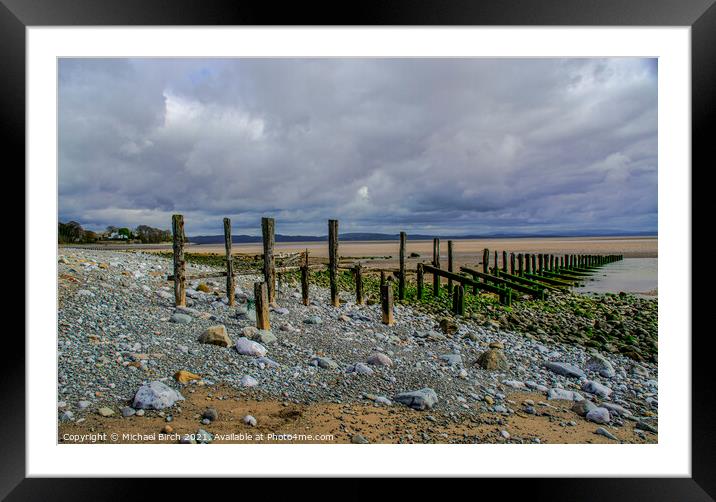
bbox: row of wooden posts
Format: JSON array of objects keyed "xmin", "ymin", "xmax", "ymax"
[
  {"xmin": 170, "ymin": 214, "xmax": 403, "ymax": 327},
  {"xmin": 169, "ymin": 214, "xmax": 623, "ymax": 329},
  {"xmin": 416, "ymin": 238, "xmax": 623, "ymax": 314}
]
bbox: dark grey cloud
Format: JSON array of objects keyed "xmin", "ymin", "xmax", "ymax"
[{"xmin": 58, "ymin": 58, "xmax": 657, "ymax": 236}]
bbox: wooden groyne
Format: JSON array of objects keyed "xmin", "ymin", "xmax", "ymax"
[{"xmin": 167, "ymin": 214, "xmax": 624, "ymax": 327}]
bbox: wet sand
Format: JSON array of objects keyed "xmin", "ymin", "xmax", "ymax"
[
  {"xmin": 177, "ymin": 236, "xmax": 657, "ymax": 273},
  {"xmin": 179, "ymin": 236, "xmax": 656, "ymax": 259},
  {"xmin": 65, "ymin": 236, "xmax": 657, "ymax": 281}
]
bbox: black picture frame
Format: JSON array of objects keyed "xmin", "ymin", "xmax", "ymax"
[{"xmin": 5, "ymin": 0, "xmax": 711, "ymax": 498}]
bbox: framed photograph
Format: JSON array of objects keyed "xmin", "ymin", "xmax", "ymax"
[{"xmin": 8, "ymin": 0, "xmax": 711, "ymax": 497}]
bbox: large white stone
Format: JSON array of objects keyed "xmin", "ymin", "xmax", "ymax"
[
  {"xmin": 235, "ymin": 337, "xmax": 267, "ymax": 357},
  {"xmin": 132, "ymin": 381, "xmax": 184, "ymax": 410}
]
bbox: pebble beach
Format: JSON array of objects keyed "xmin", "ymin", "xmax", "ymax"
[{"xmin": 57, "ymin": 248, "xmax": 658, "ymax": 444}]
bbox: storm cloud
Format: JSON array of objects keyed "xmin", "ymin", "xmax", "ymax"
[{"xmin": 58, "ymin": 58, "xmax": 657, "ymax": 236}]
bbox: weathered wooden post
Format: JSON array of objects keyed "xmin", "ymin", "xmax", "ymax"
[
  {"xmin": 223, "ymin": 217, "xmax": 235, "ymax": 306},
  {"xmin": 502, "ymin": 250, "xmax": 508, "ymax": 273},
  {"xmin": 171, "ymin": 214, "xmax": 186, "ymax": 307},
  {"xmin": 509, "ymin": 252, "xmax": 515, "ymax": 275},
  {"xmin": 254, "ymin": 281, "xmax": 270, "ymax": 331},
  {"xmin": 549, "ymin": 254, "xmax": 554, "ymax": 271},
  {"xmin": 447, "ymin": 240, "xmax": 454, "ymax": 296},
  {"xmin": 416, "ymin": 263, "xmax": 424, "ymax": 300},
  {"xmin": 381, "ymin": 283, "xmax": 394, "ymax": 325},
  {"xmin": 525, "ymin": 253, "xmax": 531, "ymax": 274},
  {"xmin": 494, "ymin": 250, "xmax": 498, "ymax": 274},
  {"xmin": 482, "ymin": 248, "xmax": 489, "ymax": 274},
  {"xmin": 328, "ymin": 219, "xmax": 339, "ymax": 307},
  {"xmin": 380, "ymin": 270, "xmax": 386, "ymax": 286},
  {"xmin": 518, "ymin": 253, "xmax": 524, "ymax": 276},
  {"xmin": 538, "ymin": 253, "xmax": 543, "ymax": 274},
  {"xmin": 452, "ymin": 284, "xmax": 465, "ymax": 315},
  {"xmin": 432, "ymin": 238, "xmax": 440, "ymax": 296},
  {"xmin": 354, "ymin": 264, "xmax": 364, "ymax": 305},
  {"xmin": 531, "ymin": 254, "xmax": 537, "ymax": 273},
  {"xmin": 261, "ymin": 217, "xmax": 276, "ymax": 304},
  {"xmin": 300, "ymin": 249, "xmax": 309, "ymax": 306},
  {"xmin": 399, "ymin": 231, "xmax": 406, "ymax": 301}
]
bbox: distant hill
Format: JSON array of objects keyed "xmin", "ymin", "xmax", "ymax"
[{"xmin": 188, "ymin": 230, "xmax": 657, "ymax": 245}]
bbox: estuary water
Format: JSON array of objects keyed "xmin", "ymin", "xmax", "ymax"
[{"xmin": 574, "ymin": 258, "xmax": 658, "ymax": 295}]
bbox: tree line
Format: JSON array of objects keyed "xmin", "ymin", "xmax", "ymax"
[{"xmin": 58, "ymin": 221, "xmax": 172, "ymax": 244}]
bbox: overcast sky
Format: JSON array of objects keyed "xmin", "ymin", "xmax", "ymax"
[{"xmin": 58, "ymin": 58, "xmax": 657, "ymax": 237}]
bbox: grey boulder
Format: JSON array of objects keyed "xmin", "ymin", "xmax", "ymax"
[
  {"xmin": 545, "ymin": 362, "xmax": 586, "ymax": 379},
  {"xmin": 394, "ymin": 388, "xmax": 438, "ymax": 410},
  {"xmin": 581, "ymin": 380, "xmax": 613, "ymax": 399},
  {"xmin": 586, "ymin": 353, "xmax": 616, "ymax": 378},
  {"xmin": 586, "ymin": 407, "xmax": 611, "ymax": 424},
  {"xmin": 572, "ymin": 399, "xmax": 599, "ymax": 417},
  {"xmin": 132, "ymin": 381, "xmax": 185, "ymax": 410},
  {"xmin": 547, "ymin": 388, "xmax": 584, "ymax": 401}
]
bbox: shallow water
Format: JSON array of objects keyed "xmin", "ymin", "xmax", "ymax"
[{"xmin": 574, "ymin": 258, "xmax": 657, "ymax": 295}]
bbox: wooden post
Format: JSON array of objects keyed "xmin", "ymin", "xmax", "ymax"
[
  {"xmin": 254, "ymin": 282, "xmax": 270, "ymax": 331},
  {"xmin": 380, "ymin": 270, "xmax": 386, "ymax": 286},
  {"xmin": 531, "ymin": 254, "xmax": 537, "ymax": 273},
  {"xmin": 549, "ymin": 254, "xmax": 555, "ymax": 271},
  {"xmin": 518, "ymin": 253, "xmax": 524, "ymax": 276},
  {"xmin": 381, "ymin": 284, "xmax": 394, "ymax": 325},
  {"xmin": 328, "ymin": 219, "xmax": 339, "ymax": 307},
  {"xmin": 482, "ymin": 248, "xmax": 489, "ymax": 274},
  {"xmin": 453, "ymin": 284, "xmax": 465, "ymax": 315},
  {"xmin": 525, "ymin": 253, "xmax": 531, "ymax": 274},
  {"xmin": 171, "ymin": 214, "xmax": 186, "ymax": 307},
  {"xmin": 223, "ymin": 217, "xmax": 235, "ymax": 306},
  {"xmin": 502, "ymin": 250, "xmax": 508, "ymax": 273},
  {"xmin": 538, "ymin": 254, "xmax": 543, "ymax": 274},
  {"xmin": 261, "ymin": 217, "xmax": 276, "ymax": 304},
  {"xmin": 509, "ymin": 252, "xmax": 515, "ymax": 275},
  {"xmin": 447, "ymin": 240, "xmax": 454, "ymax": 296},
  {"xmin": 354, "ymin": 264, "xmax": 364, "ymax": 305},
  {"xmin": 300, "ymin": 249, "xmax": 309, "ymax": 306},
  {"xmin": 399, "ymin": 231, "xmax": 406, "ymax": 301},
  {"xmin": 494, "ymin": 250, "xmax": 498, "ymax": 275},
  {"xmin": 432, "ymin": 238, "xmax": 440, "ymax": 296},
  {"xmin": 416, "ymin": 263, "xmax": 424, "ymax": 300}
]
